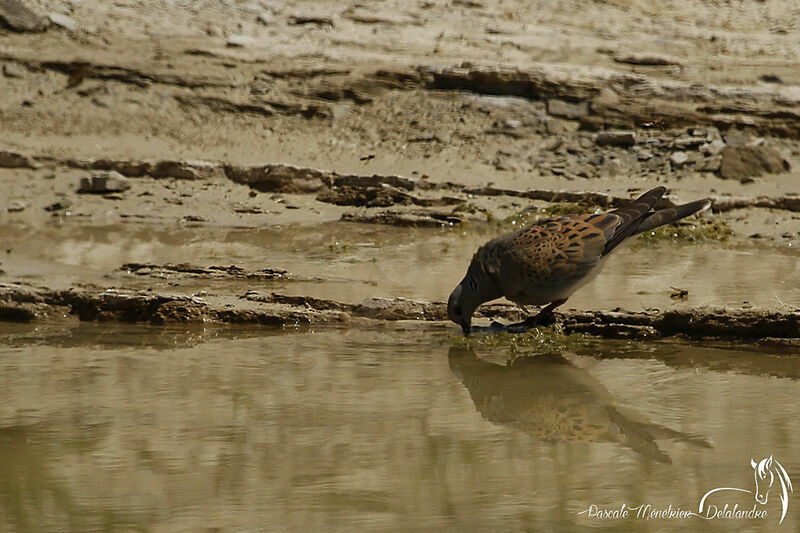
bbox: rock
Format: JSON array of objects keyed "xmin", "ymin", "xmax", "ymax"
[
  {"xmin": 329, "ymin": 102, "xmax": 352, "ymax": 121},
  {"xmin": 719, "ymin": 145, "xmax": 789, "ymax": 180},
  {"xmin": 2, "ymin": 62, "xmax": 25, "ymax": 78},
  {"xmin": 44, "ymin": 199, "xmax": 72, "ymax": 212},
  {"xmin": 568, "ymin": 164, "xmax": 594, "ymax": 179},
  {"xmin": 0, "ymin": 150, "xmax": 36, "ymax": 168},
  {"xmin": 241, "ymin": 2, "xmax": 265, "ymax": 13},
  {"xmin": 592, "ymin": 87, "xmax": 620, "ymax": 109},
  {"xmin": 408, "ymin": 132, "xmax": 437, "ymax": 142},
  {"xmin": 224, "ymin": 164, "xmax": 332, "ymax": 193},
  {"xmin": 78, "ymin": 171, "xmax": 131, "ymax": 194},
  {"xmin": 502, "ymin": 119, "xmax": 521, "ymax": 129},
  {"xmin": 434, "ymin": 128, "xmax": 452, "ymax": 143},
  {"xmin": 759, "ymin": 74, "xmax": 782, "ymax": 84},
  {"xmin": 669, "ymin": 151, "xmax": 689, "ymax": 167},
  {"xmin": 696, "ymin": 155, "xmax": 722, "ymax": 172},
  {"xmin": 0, "ymin": 301, "xmax": 39, "ymax": 322},
  {"xmin": 124, "ymin": 263, "xmax": 291, "ymax": 281},
  {"xmin": 613, "ymin": 53, "xmax": 682, "ymax": 66},
  {"xmin": 546, "ymin": 98, "xmax": 589, "ymax": 119},
  {"xmin": 76, "ymin": 84, "xmax": 106, "ymax": 97},
  {"xmin": 492, "ymin": 152, "xmax": 518, "ymax": 172},
  {"xmin": 226, "ymin": 34, "xmax": 254, "ymax": 48},
  {"xmin": 702, "ymin": 138, "xmax": 726, "ymax": 156},
  {"xmin": 545, "ymin": 118, "xmax": 580, "ymax": 134},
  {"xmin": 0, "ymin": 0, "xmax": 48, "ymax": 32},
  {"xmin": 595, "ymin": 130, "xmax": 635, "ymax": 147},
  {"xmin": 319, "ymin": 186, "xmax": 462, "ymax": 208},
  {"xmin": 48, "ymin": 12, "xmax": 77, "ymax": 31},
  {"xmin": 91, "ymin": 96, "xmax": 111, "ymax": 108},
  {"xmin": 596, "ymin": 156, "xmax": 630, "ymax": 178},
  {"xmin": 7, "ymin": 200, "xmax": 26, "ymax": 212},
  {"xmin": 673, "ymin": 136, "xmax": 704, "ymax": 149},
  {"xmin": 84, "ymin": 158, "xmax": 151, "ymax": 177},
  {"xmin": 642, "ymin": 137, "xmax": 662, "ymax": 147},
  {"xmin": 344, "ymin": 9, "xmax": 417, "ymax": 25},
  {"xmin": 353, "ymin": 297, "xmax": 432, "ymax": 320},
  {"xmin": 633, "ymin": 146, "xmax": 653, "ymax": 160},
  {"xmin": 258, "ymin": 0, "xmax": 284, "ymax": 13},
  {"xmin": 722, "ymin": 128, "xmax": 753, "ymax": 147},
  {"xmin": 316, "ymin": 186, "xmax": 412, "ymax": 208},
  {"xmin": 333, "ymin": 174, "xmax": 417, "ymax": 191},
  {"xmin": 287, "ymin": 14, "xmax": 333, "ymax": 26},
  {"xmin": 151, "ymin": 160, "xmax": 222, "ymax": 180},
  {"xmin": 256, "ymin": 11, "xmax": 273, "ymax": 25},
  {"xmin": 542, "ymin": 137, "xmax": 563, "ymax": 151},
  {"xmin": 341, "ymin": 210, "xmax": 465, "ymax": 228},
  {"xmin": 704, "ymin": 127, "xmax": 722, "ymax": 142}
]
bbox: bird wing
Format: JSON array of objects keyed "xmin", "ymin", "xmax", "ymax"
[
  {"xmin": 494, "ymin": 213, "xmax": 622, "ymax": 288},
  {"xmin": 603, "ymin": 186, "xmax": 666, "ymax": 253}
]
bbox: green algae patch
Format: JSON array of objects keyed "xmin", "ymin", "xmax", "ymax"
[
  {"xmin": 451, "ymin": 323, "xmax": 588, "ymax": 356},
  {"xmin": 636, "ymin": 216, "xmax": 733, "ymax": 244},
  {"xmin": 501, "ymin": 202, "xmax": 600, "ymax": 229},
  {"xmin": 540, "ymin": 202, "xmax": 599, "ymax": 217}
]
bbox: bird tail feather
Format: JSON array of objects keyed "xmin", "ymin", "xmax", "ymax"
[{"xmin": 633, "ymin": 199, "xmax": 712, "ymax": 235}]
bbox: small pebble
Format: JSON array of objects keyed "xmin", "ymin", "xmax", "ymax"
[
  {"xmin": 7, "ymin": 200, "xmax": 27, "ymax": 212},
  {"xmin": 2, "ymin": 63, "xmax": 26, "ymax": 78}
]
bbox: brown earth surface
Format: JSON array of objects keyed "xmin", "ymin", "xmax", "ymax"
[{"xmin": 1, "ymin": 0, "xmax": 799, "ymax": 341}]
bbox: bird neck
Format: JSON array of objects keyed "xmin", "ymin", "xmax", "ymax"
[{"xmin": 470, "ymin": 264, "xmax": 503, "ymax": 307}]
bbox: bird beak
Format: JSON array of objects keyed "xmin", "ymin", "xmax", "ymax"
[{"xmin": 460, "ymin": 319, "xmax": 471, "ymax": 336}]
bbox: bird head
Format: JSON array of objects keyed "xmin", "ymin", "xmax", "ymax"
[{"xmin": 447, "ymin": 272, "xmax": 483, "ymax": 335}]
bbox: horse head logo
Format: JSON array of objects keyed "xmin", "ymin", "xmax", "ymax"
[
  {"xmin": 751, "ymin": 456, "xmax": 793, "ymax": 523},
  {"xmin": 752, "ymin": 456, "xmax": 775, "ymax": 504},
  {"xmin": 700, "ymin": 456, "xmax": 793, "ymax": 525}
]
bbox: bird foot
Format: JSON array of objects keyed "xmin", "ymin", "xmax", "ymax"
[
  {"xmin": 466, "ymin": 321, "xmax": 509, "ymax": 334},
  {"xmin": 506, "ymin": 311, "xmax": 557, "ymax": 332}
]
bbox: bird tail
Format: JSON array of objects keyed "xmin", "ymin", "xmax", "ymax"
[{"xmin": 633, "ymin": 198, "xmax": 712, "ymax": 235}]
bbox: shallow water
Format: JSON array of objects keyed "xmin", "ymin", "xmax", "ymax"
[
  {"xmin": 1, "ymin": 323, "xmax": 798, "ymax": 532},
  {"xmin": 1, "ymin": 221, "xmax": 798, "ymax": 312},
  {"xmin": 2, "ymin": 219, "xmax": 798, "ymax": 531}
]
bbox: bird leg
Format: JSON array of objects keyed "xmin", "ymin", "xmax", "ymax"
[
  {"xmin": 517, "ymin": 304, "xmax": 535, "ymax": 315},
  {"xmin": 506, "ymin": 298, "xmax": 568, "ymax": 332},
  {"xmin": 478, "ymin": 299, "xmax": 568, "ymax": 334},
  {"xmin": 538, "ymin": 298, "xmax": 568, "ymax": 317}
]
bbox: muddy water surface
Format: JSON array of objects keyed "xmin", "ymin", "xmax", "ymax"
[
  {"xmin": 1, "ymin": 221, "xmax": 797, "ymax": 313},
  {"xmin": 1, "ymin": 323, "xmax": 798, "ymax": 532},
  {"xmin": 2, "ymin": 218, "xmax": 798, "ymax": 531}
]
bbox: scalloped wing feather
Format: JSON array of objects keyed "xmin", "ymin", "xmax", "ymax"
[{"xmin": 477, "ymin": 213, "xmax": 622, "ymax": 304}]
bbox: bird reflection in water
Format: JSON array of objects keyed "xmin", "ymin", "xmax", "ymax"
[{"xmin": 448, "ymin": 346, "xmax": 711, "ymax": 463}]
